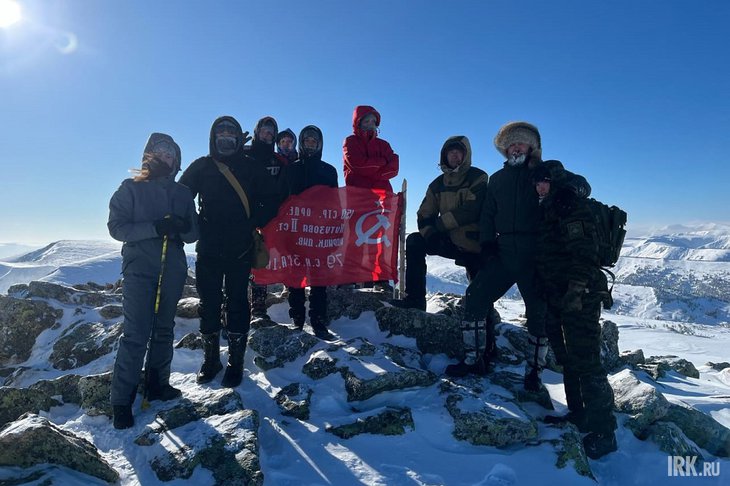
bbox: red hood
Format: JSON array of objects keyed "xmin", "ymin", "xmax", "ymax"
[{"xmin": 352, "ymin": 105, "xmax": 381, "ymax": 132}]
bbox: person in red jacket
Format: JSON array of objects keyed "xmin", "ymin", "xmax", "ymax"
[{"xmin": 343, "ymin": 105, "xmax": 399, "ymax": 192}]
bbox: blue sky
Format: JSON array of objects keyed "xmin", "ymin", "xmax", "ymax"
[{"xmin": 1, "ymin": 0, "xmax": 728, "ymax": 244}]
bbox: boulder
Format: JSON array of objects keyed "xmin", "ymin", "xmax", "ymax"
[
  {"xmin": 620, "ymin": 349, "xmax": 645, "ymax": 367},
  {"xmin": 0, "ymin": 387, "xmax": 60, "ymax": 427},
  {"xmin": 50, "ymin": 321, "xmax": 122, "ymax": 370},
  {"xmin": 175, "ymin": 332, "xmax": 203, "ymax": 350},
  {"xmin": 176, "ymin": 297, "xmax": 199, "ymax": 319},
  {"xmin": 647, "ymin": 421, "xmax": 704, "ymax": 459},
  {"xmin": 302, "ymin": 351, "xmax": 341, "ymax": 380},
  {"xmin": 0, "ymin": 295, "xmax": 62, "ymax": 366},
  {"xmin": 29, "ymin": 374, "xmax": 82, "ymax": 405},
  {"xmin": 79, "ymin": 372, "xmax": 113, "ymax": 417},
  {"xmin": 249, "ymin": 325, "xmax": 319, "ymax": 370},
  {"xmin": 149, "ymin": 409, "xmax": 262, "ymax": 485},
  {"xmin": 0, "ymin": 413, "xmax": 118, "ymax": 483},
  {"xmin": 376, "ymin": 307, "xmax": 463, "ymax": 358},
  {"xmin": 609, "ymin": 369, "xmax": 670, "ymax": 437},
  {"xmin": 553, "ymin": 425, "xmax": 593, "ymax": 479},
  {"xmin": 274, "ymin": 383, "xmax": 313, "ymax": 420},
  {"xmin": 98, "ymin": 304, "xmax": 123, "ymax": 320},
  {"xmin": 644, "ymin": 356, "xmax": 700, "ymax": 379},
  {"xmin": 706, "ymin": 361, "xmax": 730, "ymax": 371},
  {"xmin": 600, "ymin": 320, "xmax": 623, "ymax": 372},
  {"xmin": 341, "ymin": 368, "xmax": 437, "ymax": 402},
  {"xmin": 327, "ymin": 407, "xmax": 414, "ymax": 439},
  {"xmin": 327, "ymin": 287, "xmax": 388, "ymax": 321},
  {"xmin": 26, "ymin": 281, "xmax": 117, "ymax": 307},
  {"xmin": 664, "ymin": 402, "xmax": 730, "ymax": 457}
]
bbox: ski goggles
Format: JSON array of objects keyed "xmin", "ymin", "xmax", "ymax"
[{"xmin": 151, "ymin": 140, "xmax": 176, "ymax": 158}]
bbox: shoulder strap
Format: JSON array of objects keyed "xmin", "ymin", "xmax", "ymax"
[{"xmin": 214, "ymin": 160, "xmax": 251, "ymax": 219}]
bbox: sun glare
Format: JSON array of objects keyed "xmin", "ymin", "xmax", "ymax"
[{"xmin": 0, "ymin": 0, "xmax": 22, "ymax": 28}]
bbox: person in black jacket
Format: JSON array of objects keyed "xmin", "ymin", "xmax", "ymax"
[
  {"xmin": 284, "ymin": 125, "xmax": 339, "ymax": 340},
  {"xmin": 248, "ymin": 116, "xmax": 289, "ymax": 322},
  {"xmin": 178, "ymin": 116, "xmax": 254, "ymax": 388},
  {"xmin": 276, "ymin": 128, "xmax": 298, "ymax": 164},
  {"xmin": 108, "ymin": 133, "xmax": 198, "ymax": 429}
]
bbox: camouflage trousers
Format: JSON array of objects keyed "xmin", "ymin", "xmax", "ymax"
[{"xmin": 545, "ymin": 292, "xmax": 616, "ymax": 435}]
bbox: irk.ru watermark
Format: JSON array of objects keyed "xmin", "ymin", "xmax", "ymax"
[{"xmin": 668, "ymin": 456, "xmax": 721, "ymax": 477}]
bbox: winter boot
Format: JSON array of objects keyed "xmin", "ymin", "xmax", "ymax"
[
  {"xmin": 250, "ymin": 283, "xmax": 270, "ymax": 321},
  {"xmin": 373, "ymin": 281, "xmax": 393, "ymax": 294},
  {"xmin": 582, "ymin": 430, "xmax": 617, "ymax": 459},
  {"xmin": 389, "ymin": 296, "xmax": 426, "ymax": 311},
  {"xmin": 197, "ymin": 332, "xmax": 223, "ymax": 384},
  {"xmin": 447, "ymin": 317, "xmax": 490, "ymax": 378},
  {"xmin": 221, "ymin": 332, "xmax": 247, "ymax": 388},
  {"xmin": 524, "ymin": 335, "xmax": 549, "ymax": 392},
  {"xmin": 311, "ymin": 314, "xmax": 334, "ymax": 341},
  {"xmin": 112, "ymin": 388, "xmax": 136, "ymax": 430},
  {"xmin": 145, "ymin": 369, "xmax": 182, "ymax": 402}
]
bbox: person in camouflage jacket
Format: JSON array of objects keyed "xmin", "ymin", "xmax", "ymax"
[{"xmin": 533, "ymin": 164, "xmax": 617, "ymax": 460}]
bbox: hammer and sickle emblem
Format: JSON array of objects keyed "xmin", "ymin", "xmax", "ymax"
[{"xmin": 355, "ymin": 209, "xmax": 392, "ymax": 247}]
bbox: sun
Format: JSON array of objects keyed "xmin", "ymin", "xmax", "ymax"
[{"xmin": 0, "ymin": 0, "xmax": 22, "ymax": 28}]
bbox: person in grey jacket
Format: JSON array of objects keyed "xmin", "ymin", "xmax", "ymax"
[{"xmin": 107, "ymin": 133, "xmax": 198, "ymax": 430}]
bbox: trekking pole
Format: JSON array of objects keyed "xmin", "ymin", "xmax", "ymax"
[{"xmin": 141, "ymin": 233, "xmax": 169, "ymax": 410}]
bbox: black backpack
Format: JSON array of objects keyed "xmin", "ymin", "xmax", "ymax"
[{"xmin": 585, "ymin": 198, "xmax": 627, "ymax": 307}]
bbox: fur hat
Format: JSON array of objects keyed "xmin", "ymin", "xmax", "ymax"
[{"xmin": 494, "ymin": 121, "xmax": 542, "ymax": 159}]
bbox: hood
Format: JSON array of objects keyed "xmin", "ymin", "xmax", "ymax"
[
  {"xmin": 352, "ymin": 105, "xmax": 381, "ymax": 133},
  {"xmin": 494, "ymin": 121, "xmax": 542, "ymax": 159},
  {"xmin": 209, "ymin": 115, "xmax": 244, "ymax": 160},
  {"xmin": 253, "ymin": 116, "xmax": 279, "ymax": 144},
  {"xmin": 439, "ymin": 135, "xmax": 472, "ymax": 175},
  {"xmin": 143, "ymin": 132, "xmax": 182, "ymax": 175},
  {"xmin": 277, "ymin": 128, "xmax": 297, "ymax": 153},
  {"xmin": 298, "ymin": 125, "xmax": 324, "ymax": 159}
]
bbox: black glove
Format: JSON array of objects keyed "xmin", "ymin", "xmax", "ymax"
[
  {"xmin": 154, "ymin": 215, "xmax": 190, "ymax": 237},
  {"xmin": 561, "ymin": 280, "xmax": 586, "ymax": 313},
  {"xmin": 480, "ymin": 241, "xmax": 498, "ymax": 264}
]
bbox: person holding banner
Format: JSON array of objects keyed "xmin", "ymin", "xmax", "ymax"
[
  {"xmin": 179, "ymin": 116, "xmax": 254, "ymax": 388},
  {"xmin": 342, "ymin": 105, "xmax": 400, "ymax": 292},
  {"xmin": 283, "ymin": 125, "xmax": 339, "ymax": 340},
  {"xmin": 248, "ymin": 116, "xmax": 289, "ymax": 322}
]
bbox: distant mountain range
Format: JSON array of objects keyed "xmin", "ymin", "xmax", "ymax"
[{"xmin": 3, "ymin": 223, "xmax": 730, "ymax": 325}]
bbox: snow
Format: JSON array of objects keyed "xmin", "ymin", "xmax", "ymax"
[{"xmin": 2, "ymin": 228, "xmax": 730, "ymax": 485}]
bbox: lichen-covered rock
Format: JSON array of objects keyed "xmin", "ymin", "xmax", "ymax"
[
  {"xmin": 150, "ymin": 410, "xmax": 262, "ymax": 485},
  {"xmin": 26, "ymin": 281, "xmax": 117, "ymax": 308},
  {"xmin": 501, "ymin": 327, "xmax": 560, "ymax": 372},
  {"xmin": 707, "ymin": 361, "xmax": 730, "ymax": 371},
  {"xmin": 327, "ymin": 287, "xmax": 388, "ymax": 321},
  {"xmin": 274, "ymin": 383, "xmax": 313, "ymax": 420},
  {"xmin": 50, "ymin": 321, "xmax": 121, "ymax": 370},
  {"xmin": 0, "ymin": 413, "xmax": 118, "ymax": 483},
  {"xmin": 342, "ymin": 368, "xmax": 437, "ymax": 402},
  {"xmin": 664, "ymin": 402, "xmax": 730, "ymax": 457},
  {"xmin": 375, "ymin": 306, "xmax": 463, "ymax": 358},
  {"xmin": 552, "ymin": 425, "xmax": 593, "ymax": 479},
  {"xmin": 0, "ymin": 387, "xmax": 60, "ymax": 427},
  {"xmin": 644, "ymin": 355, "xmax": 700, "ymax": 379},
  {"xmin": 327, "ymin": 407, "xmax": 414, "ymax": 439},
  {"xmin": 647, "ymin": 421, "xmax": 704, "ymax": 459},
  {"xmin": 79, "ymin": 372, "xmax": 114, "ymax": 417},
  {"xmin": 609, "ymin": 369, "xmax": 670, "ymax": 437},
  {"xmin": 98, "ymin": 304, "xmax": 123, "ymax": 319},
  {"xmin": 135, "ymin": 388, "xmax": 244, "ymax": 446},
  {"xmin": 620, "ymin": 349, "xmax": 645, "ymax": 367},
  {"xmin": 175, "ymin": 332, "xmax": 204, "ymax": 350},
  {"xmin": 302, "ymin": 351, "xmax": 341, "ymax": 380},
  {"xmin": 249, "ymin": 325, "xmax": 319, "ymax": 370},
  {"xmin": 600, "ymin": 320, "xmax": 623, "ymax": 372},
  {"xmin": 445, "ymin": 393, "xmax": 537, "ymax": 447},
  {"xmin": 176, "ymin": 297, "xmax": 199, "ymax": 319},
  {"xmin": 489, "ymin": 371, "xmax": 554, "ymax": 410},
  {"xmin": 29, "ymin": 374, "xmax": 82, "ymax": 405},
  {"xmin": 0, "ymin": 295, "xmax": 62, "ymax": 366}
]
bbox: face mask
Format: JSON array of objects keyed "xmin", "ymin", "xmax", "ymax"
[
  {"xmin": 143, "ymin": 157, "xmax": 173, "ymax": 178},
  {"xmin": 507, "ymin": 153, "xmax": 527, "ymax": 166},
  {"xmin": 215, "ymin": 136, "xmax": 238, "ymax": 155}
]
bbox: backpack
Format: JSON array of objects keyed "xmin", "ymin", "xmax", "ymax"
[{"xmin": 585, "ymin": 198, "xmax": 627, "ymax": 308}]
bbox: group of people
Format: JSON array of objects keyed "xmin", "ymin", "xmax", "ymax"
[{"xmin": 106, "ymin": 110, "xmax": 617, "ymax": 459}]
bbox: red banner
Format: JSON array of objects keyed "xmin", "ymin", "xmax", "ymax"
[{"xmin": 251, "ymin": 186, "xmax": 404, "ymax": 287}]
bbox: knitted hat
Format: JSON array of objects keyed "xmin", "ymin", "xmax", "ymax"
[{"xmin": 494, "ymin": 121, "xmax": 542, "ymax": 158}]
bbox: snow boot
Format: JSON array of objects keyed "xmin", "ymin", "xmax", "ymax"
[
  {"xmin": 583, "ymin": 431, "xmax": 617, "ymax": 459},
  {"xmin": 543, "ymin": 411, "xmax": 589, "ymax": 432},
  {"xmin": 311, "ymin": 314, "xmax": 334, "ymax": 341},
  {"xmin": 146, "ymin": 368, "xmax": 182, "ymax": 402},
  {"xmin": 197, "ymin": 332, "xmax": 223, "ymax": 384},
  {"xmin": 221, "ymin": 332, "xmax": 247, "ymax": 388},
  {"xmin": 289, "ymin": 307, "xmax": 305, "ymax": 330},
  {"xmin": 250, "ymin": 283, "xmax": 270, "ymax": 321},
  {"xmin": 112, "ymin": 388, "xmax": 136, "ymax": 430},
  {"xmin": 524, "ymin": 335, "xmax": 548, "ymax": 392}
]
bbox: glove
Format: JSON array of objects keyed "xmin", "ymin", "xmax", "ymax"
[
  {"xmin": 561, "ymin": 280, "xmax": 586, "ymax": 313},
  {"xmin": 242, "ymin": 130, "xmax": 252, "ymax": 145},
  {"xmin": 480, "ymin": 241, "xmax": 498, "ymax": 265},
  {"xmin": 154, "ymin": 215, "xmax": 190, "ymax": 237}
]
